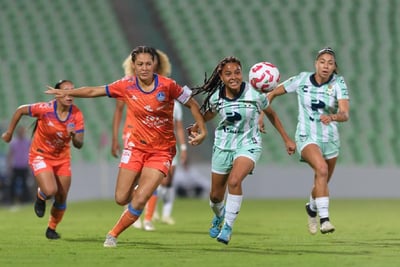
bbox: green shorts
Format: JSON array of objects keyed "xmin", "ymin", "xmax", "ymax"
[
  {"xmin": 296, "ymin": 135, "xmax": 340, "ymax": 160},
  {"xmin": 211, "ymin": 145, "xmax": 262, "ymax": 175}
]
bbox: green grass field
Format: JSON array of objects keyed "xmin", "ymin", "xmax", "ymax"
[{"xmin": 1, "ymin": 198, "xmax": 399, "ymax": 267}]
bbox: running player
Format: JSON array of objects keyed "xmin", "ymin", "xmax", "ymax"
[
  {"xmin": 190, "ymin": 56, "xmax": 296, "ymax": 244},
  {"xmin": 267, "ymin": 47, "xmax": 350, "ymax": 234},
  {"xmin": 2, "ymin": 80, "xmax": 85, "ymax": 239},
  {"xmin": 45, "ymin": 46, "xmax": 207, "ymax": 247}
]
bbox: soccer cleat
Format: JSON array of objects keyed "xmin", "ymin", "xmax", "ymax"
[
  {"xmin": 103, "ymin": 234, "xmax": 117, "ymax": 248},
  {"xmin": 320, "ymin": 221, "xmax": 335, "ymax": 234},
  {"xmin": 143, "ymin": 220, "xmax": 155, "ymax": 231},
  {"xmin": 161, "ymin": 216, "xmax": 175, "ymax": 225},
  {"xmin": 209, "ymin": 213, "xmax": 224, "ymax": 238},
  {"xmin": 305, "ymin": 203, "xmax": 318, "ymax": 235},
  {"xmin": 34, "ymin": 197, "xmax": 46, "ymax": 218},
  {"xmin": 132, "ymin": 218, "xmax": 142, "ymax": 229},
  {"xmin": 216, "ymin": 223, "xmax": 232, "ymax": 245},
  {"xmin": 153, "ymin": 211, "xmax": 160, "ymax": 221},
  {"xmin": 46, "ymin": 227, "xmax": 60, "ymax": 239}
]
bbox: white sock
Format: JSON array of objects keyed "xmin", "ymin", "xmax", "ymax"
[
  {"xmin": 162, "ymin": 187, "xmax": 175, "ymax": 218},
  {"xmin": 209, "ymin": 199, "xmax": 225, "ymax": 217},
  {"xmin": 315, "ymin": 197, "xmax": 329, "ymax": 219},
  {"xmin": 309, "ymin": 195, "xmax": 317, "ymax": 212},
  {"xmin": 158, "ymin": 186, "xmax": 167, "ymax": 202},
  {"xmin": 224, "ymin": 193, "xmax": 243, "ymax": 228}
]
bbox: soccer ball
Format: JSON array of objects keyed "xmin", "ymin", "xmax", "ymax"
[{"xmin": 248, "ymin": 62, "xmax": 280, "ymax": 93}]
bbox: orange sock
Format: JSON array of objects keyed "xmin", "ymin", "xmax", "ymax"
[
  {"xmin": 48, "ymin": 206, "xmax": 65, "ymax": 230},
  {"xmin": 109, "ymin": 209, "xmax": 139, "ymax": 237},
  {"xmin": 144, "ymin": 195, "xmax": 158, "ymax": 221}
]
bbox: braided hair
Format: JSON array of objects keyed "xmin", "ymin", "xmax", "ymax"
[{"xmin": 191, "ymin": 56, "xmax": 241, "ymax": 113}]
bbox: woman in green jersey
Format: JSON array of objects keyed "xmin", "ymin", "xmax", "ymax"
[
  {"xmin": 190, "ymin": 56, "xmax": 296, "ymax": 245},
  {"xmin": 268, "ymin": 47, "xmax": 350, "ymax": 235}
]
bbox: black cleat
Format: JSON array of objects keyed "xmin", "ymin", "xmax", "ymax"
[
  {"xmin": 46, "ymin": 227, "xmax": 61, "ymax": 239},
  {"xmin": 34, "ymin": 198, "xmax": 46, "ymax": 218}
]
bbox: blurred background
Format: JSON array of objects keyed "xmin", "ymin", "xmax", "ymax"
[{"xmin": 0, "ymin": 0, "xmax": 399, "ymax": 202}]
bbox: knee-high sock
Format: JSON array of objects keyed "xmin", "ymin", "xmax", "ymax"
[
  {"xmin": 224, "ymin": 193, "xmax": 243, "ymax": 228},
  {"xmin": 315, "ymin": 197, "xmax": 329, "ymax": 219},
  {"xmin": 144, "ymin": 192, "xmax": 158, "ymax": 221},
  {"xmin": 48, "ymin": 202, "xmax": 66, "ymax": 230},
  {"xmin": 109, "ymin": 204, "xmax": 142, "ymax": 238},
  {"xmin": 162, "ymin": 187, "xmax": 175, "ymax": 218}
]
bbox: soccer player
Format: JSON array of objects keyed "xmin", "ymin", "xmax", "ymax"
[
  {"xmin": 45, "ymin": 45, "xmax": 207, "ymax": 247},
  {"xmin": 1, "ymin": 80, "xmax": 85, "ymax": 239},
  {"xmin": 190, "ymin": 56, "xmax": 296, "ymax": 245},
  {"xmin": 267, "ymin": 47, "xmax": 350, "ymax": 234},
  {"xmin": 158, "ymin": 100, "xmax": 187, "ymax": 226},
  {"xmin": 112, "ymin": 48, "xmax": 187, "ymax": 231}
]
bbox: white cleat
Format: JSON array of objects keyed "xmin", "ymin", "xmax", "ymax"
[
  {"xmin": 161, "ymin": 216, "xmax": 175, "ymax": 225},
  {"xmin": 143, "ymin": 220, "xmax": 156, "ymax": 231},
  {"xmin": 320, "ymin": 221, "xmax": 335, "ymax": 234},
  {"xmin": 103, "ymin": 234, "xmax": 117, "ymax": 248},
  {"xmin": 308, "ymin": 216, "xmax": 318, "ymax": 235}
]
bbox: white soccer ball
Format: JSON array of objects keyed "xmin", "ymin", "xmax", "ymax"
[{"xmin": 248, "ymin": 62, "xmax": 280, "ymax": 93}]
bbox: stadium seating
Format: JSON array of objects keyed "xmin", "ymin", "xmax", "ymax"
[
  {"xmin": 0, "ymin": 0, "xmax": 130, "ymax": 162},
  {"xmin": 1, "ymin": 0, "xmax": 399, "ymax": 166},
  {"xmin": 152, "ymin": 0, "xmax": 400, "ymax": 166}
]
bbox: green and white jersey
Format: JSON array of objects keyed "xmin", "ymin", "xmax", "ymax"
[
  {"xmin": 283, "ymin": 72, "xmax": 349, "ymax": 142},
  {"xmin": 208, "ymin": 82, "xmax": 269, "ymax": 151}
]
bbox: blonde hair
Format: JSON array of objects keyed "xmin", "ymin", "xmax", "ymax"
[{"xmin": 122, "ymin": 48, "xmax": 172, "ymax": 77}]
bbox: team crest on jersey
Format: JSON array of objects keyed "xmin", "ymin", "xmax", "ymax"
[
  {"xmin": 327, "ymin": 85, "xmax": 334, "ymax": 96},
  {"xmin": 156, "ymin": 92, "xmax": 166, "ymax": 102}
]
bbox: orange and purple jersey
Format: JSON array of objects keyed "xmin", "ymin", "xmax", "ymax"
[
  {"xmin": 28, "ymin": 100, "xmax": 85, "ymax": 160},
  {"xmin": 106, "ymin": 74, "xmax": 191, "ymax": 151}
]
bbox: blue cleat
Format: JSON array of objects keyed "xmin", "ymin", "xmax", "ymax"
[
  {"xmin": 217, "ymin": 223, "xmax": 232, "ymax": 245},
  {"xmin": 209, "ymin": 212, "xmax": 224, "ymax": 238}
]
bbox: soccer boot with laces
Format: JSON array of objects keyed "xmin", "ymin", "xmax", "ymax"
[
  {"xmin": 209, "ymin": 211, "xmax": 225, "ymax": 238},
  {"xmin": 305, "ymin": 203, "xmax": 318, "ymax": 235},
  {"xmin": 103, "ymin": 234, "xmax": 117, "ymax": 248},
  {"xmin": 320, "ymin": 220, "xmax": 335, "ymax": 234},
  {"xmin": 216, "ymin": 223, "xmax": 232, "ymax": 245}
]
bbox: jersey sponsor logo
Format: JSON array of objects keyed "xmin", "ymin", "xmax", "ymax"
[
  {"xmin": 311, "ymin": 99, "xmax": 326, "ymax": 111},
  {"xmin": 144, "ymin": 105, "xmax": 153, "ymax": 112},
  {"xmin": 225, "ymin": 112, "xmax": 242, "ymax": 123},
  {"xmin": 301, "ymin": 85, "xmax": 309, "ymax": 92}
]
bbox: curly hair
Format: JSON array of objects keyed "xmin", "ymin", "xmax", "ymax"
[
  {"xmin": 191, "ymin": 56, "xmax": 241, "ymax": 113},
  {"xmin": 122, "ymin": 46, "xmax": 172, "ymax": 77}
]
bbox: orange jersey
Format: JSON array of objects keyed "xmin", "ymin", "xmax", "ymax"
[
  {"xmin": 29, "ymin": 100, "xmax": 85, "ymax": 160},
  {"xmin": 106, "ymin": 74, "xmax": 191, "ymax": 151}
]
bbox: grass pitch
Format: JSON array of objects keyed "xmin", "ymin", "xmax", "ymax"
[{"xmin": 1, "ymin": 198, "xmax": 399, "ymax": 267}]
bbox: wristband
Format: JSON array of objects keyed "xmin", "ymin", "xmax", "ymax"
[{"xmin": 180, "ymin": 144, "xmax": 187, "ymax": 151}]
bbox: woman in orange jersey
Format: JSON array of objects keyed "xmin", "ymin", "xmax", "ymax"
[
  {"xmin": 45, "ymin": 45, "xmax": 207, "ymax": 248},
  {"xmin": 112, "ymin": 48, "xmax": 187, "ymax": 231},
  {"xmin": 1, "ymin": 80, "xmax": 85, "ymax": 239}
]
